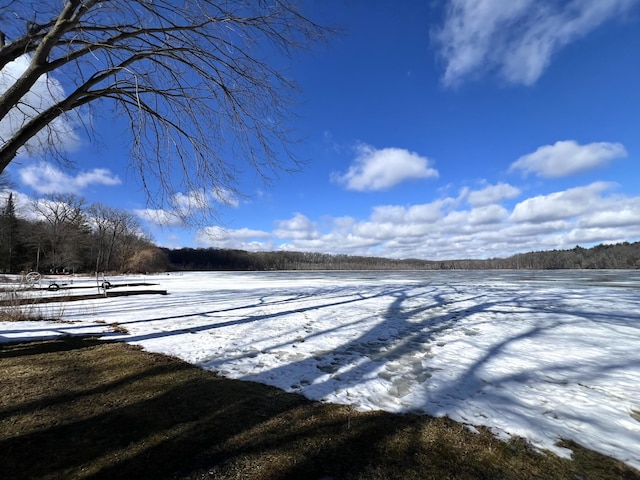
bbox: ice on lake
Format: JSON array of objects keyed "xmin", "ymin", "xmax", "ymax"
[{"xmin": 2, "ymin": 269, "xmax": 639, "ymax": 470}]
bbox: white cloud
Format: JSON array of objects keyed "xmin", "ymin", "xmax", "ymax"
[
  {"xmin": 176, "ymin": 188, "xmax": 239, "ymax": 210},
  {"xmin": 333, "ymin": 143, "xmax": 438, "ymax": 191},
  {"xmin": 173, "ymin": 191, "xmax": 210, "ymax": 211},
  {"xmin": 274, "ymin": 213, "xmax": 319, "ymax": 240},
  {"xmin": 370, "ymin": 199, "xmax": 452, "ymax": 225},
  {"xmin": 577, "ymin": 200, "xmax": 640, "ymax": 228},
  {"xmin": 510, "ymin": 140, "xmax": 627, "ymax": 178},
  {"xmin": 18, "ymin": 162, "xmax": 121, "ymax": 194},
  {"xmin": 250, "ymin": 182, "xmax": 640, "ymax": 260},
  {"xmin": 466, "ymin": 182, "xmax": 521, "ymax": 206},
  {"xmin": 368, "ymin": 205, "xmax": 406, "ymax": 224},
  {"xmin": 0, "ymin": 55, "xmax": 80, "ymax": 156},
  {"xmin": 129, "ymin": 189, "xmax": 241, "ymax": 228},
  {"xmin": 128, "ymin": 181, "xmax": 640, "ymax": 261},
  {"xmin": 122, "ymin": 174, "xmax": 639, "ymax": 261},
  {"xmin": 131, "ymin": 189, "xmax": 240, "ymax": 228},
  {"xmin": 503, "ymin": 220, "xmax": 571, "ymax": 239},
  {"xmin": 466, "ymin": 204, "xmax": 509, "ymax": 225},
  {"xmin": 132, "ymin": 208, "xmax": 183, "ymax": 227},
  {"xmin": 510, "ymin": 182, "xmax": 615, "ymax": 223},
  {"xmin": 354, "ymin": 220, "xmax": 432, "ymax": 242},
  {"xmin": 213, "ymin": 188, "xmax": 240, "ymax": 207},
  {"xmin": 172, "ymin": 188, "xmax": 239, "ymax": 215},
  {"xmin": 194, "ymin": 226, "xmax": 272, "ymax": 250},
  {"xmin": 434, "ymin": 0, "xmax": 636, "ymax": 87}
]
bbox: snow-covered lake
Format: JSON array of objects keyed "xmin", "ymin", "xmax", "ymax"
[{"xmin": 2, "ymin": 270, "xmax": 639, "ymax": 470}]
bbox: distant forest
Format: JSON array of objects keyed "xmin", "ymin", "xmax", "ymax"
[{"xmin": 163, "ymin": 241, "xmax": 640, "ymax": 271}]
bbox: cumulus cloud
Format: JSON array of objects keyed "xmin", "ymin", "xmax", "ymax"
[
  {"xmin": 434, "ymin": 0, "xmax": 636, "ymax": 87},
  {"xmin": 173, "ymin": 191, "xmax": 210, "ymax": 211},
  {"xmin": 213, "ymin": 188, "xmax": 240, "ymax": 207},
  {"xmin": 466, "ymin": 182, "xmax": 521, "ymax": 206},
  {"xmin": 132, "ymin": 208, "xmax": 183, "ymax": 227},
  {"xmin": 18, "ymin": 162, "xmax": 121, "ymax": 194},
  {"xmin": 509, "ymin": 140, "xmax": 627, "ymax": 178},
  {"xmin": 131, "ymin": 189, "xmax": 240, "ymax": 228},
  {"xmin": 194, "ymin": 225, "xmax": 272, "ymax": 250},
  {"xmin": 371, "ymin": 200, "xmax": 450, "ymax": 225},
  {"xmin": 274, "ymin": 213, "xmax": 319, "ymax": 240},
  {"xmin": 510, "ymin": 182, "xmax": 615, "ymax": 223},
  {"xmin": 466, "ymin": 204, "xmax": 510, "ymax": 225},
  {"xmin": 173, "ymin": 188, "xmax": 239, "ymax": 214},
  {"xmin": 577, "ymin": 200, "xmax": 640, "ymax": 228},
  {"xmin": 176, "ymin": 181, "xmax": 640, "ymax": 261},
  {"xmin": 333, "ymin": 143, "xmax": 438, "ymax": 191},
  {"xmin": 0, "ymin": 55, "xmax": 80, "ymax": 155}
]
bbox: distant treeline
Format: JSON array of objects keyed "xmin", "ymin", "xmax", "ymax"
[{"xmin": 163, "ymin": 241, "xmax": 640, "ymax": 271}]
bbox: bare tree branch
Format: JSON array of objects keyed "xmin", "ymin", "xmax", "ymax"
[{"xmin": 0, "ymin": 0, "xmax": 332, "ymax": 222}]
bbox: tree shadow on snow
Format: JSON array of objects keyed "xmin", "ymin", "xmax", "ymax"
[{"xmin": 212, "ymin": 276, "xmax": 640, "ymax": 465}]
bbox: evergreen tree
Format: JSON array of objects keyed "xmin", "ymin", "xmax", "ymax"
[{"xmin": 0, "ymin": 192, "xmax": 19, "ymax": 272}]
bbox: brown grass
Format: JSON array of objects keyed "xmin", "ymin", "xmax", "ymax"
[
  {"xmin": 1, "ymin": 336, "xmax": 638, "ymax": 480},
  {"xmin": 0, "ymin": 285, "xmax": 71, "ymax": 321},
  {"xmin": 0, "ymin": 294, "xmax": 59, "ymax": 321}
]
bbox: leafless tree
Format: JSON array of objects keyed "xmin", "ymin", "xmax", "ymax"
[
  {"xmin": 0, "ymin": 1, "xmax": 329, "ymax": 221},
  {"xmin": 31, "ymin": 193, "xmax": 89, "ymax": 271},
  {"xmin": 87, "ymin": 202, "xmax": 145, "ymax": 271}
]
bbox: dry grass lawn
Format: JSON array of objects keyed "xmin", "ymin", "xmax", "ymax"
[{"xmin": 1, "ymin": 336, "xmax": 638, "ymax": 480}]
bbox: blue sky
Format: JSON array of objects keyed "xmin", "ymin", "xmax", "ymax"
[{"xmin": 3, "ymin": 0, "xmax": 640, "ymax": 260}]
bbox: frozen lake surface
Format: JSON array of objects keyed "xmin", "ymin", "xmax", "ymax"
[{"xmin": 2, "ymin": 270, "xmax": 639, "ymax": 469}]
